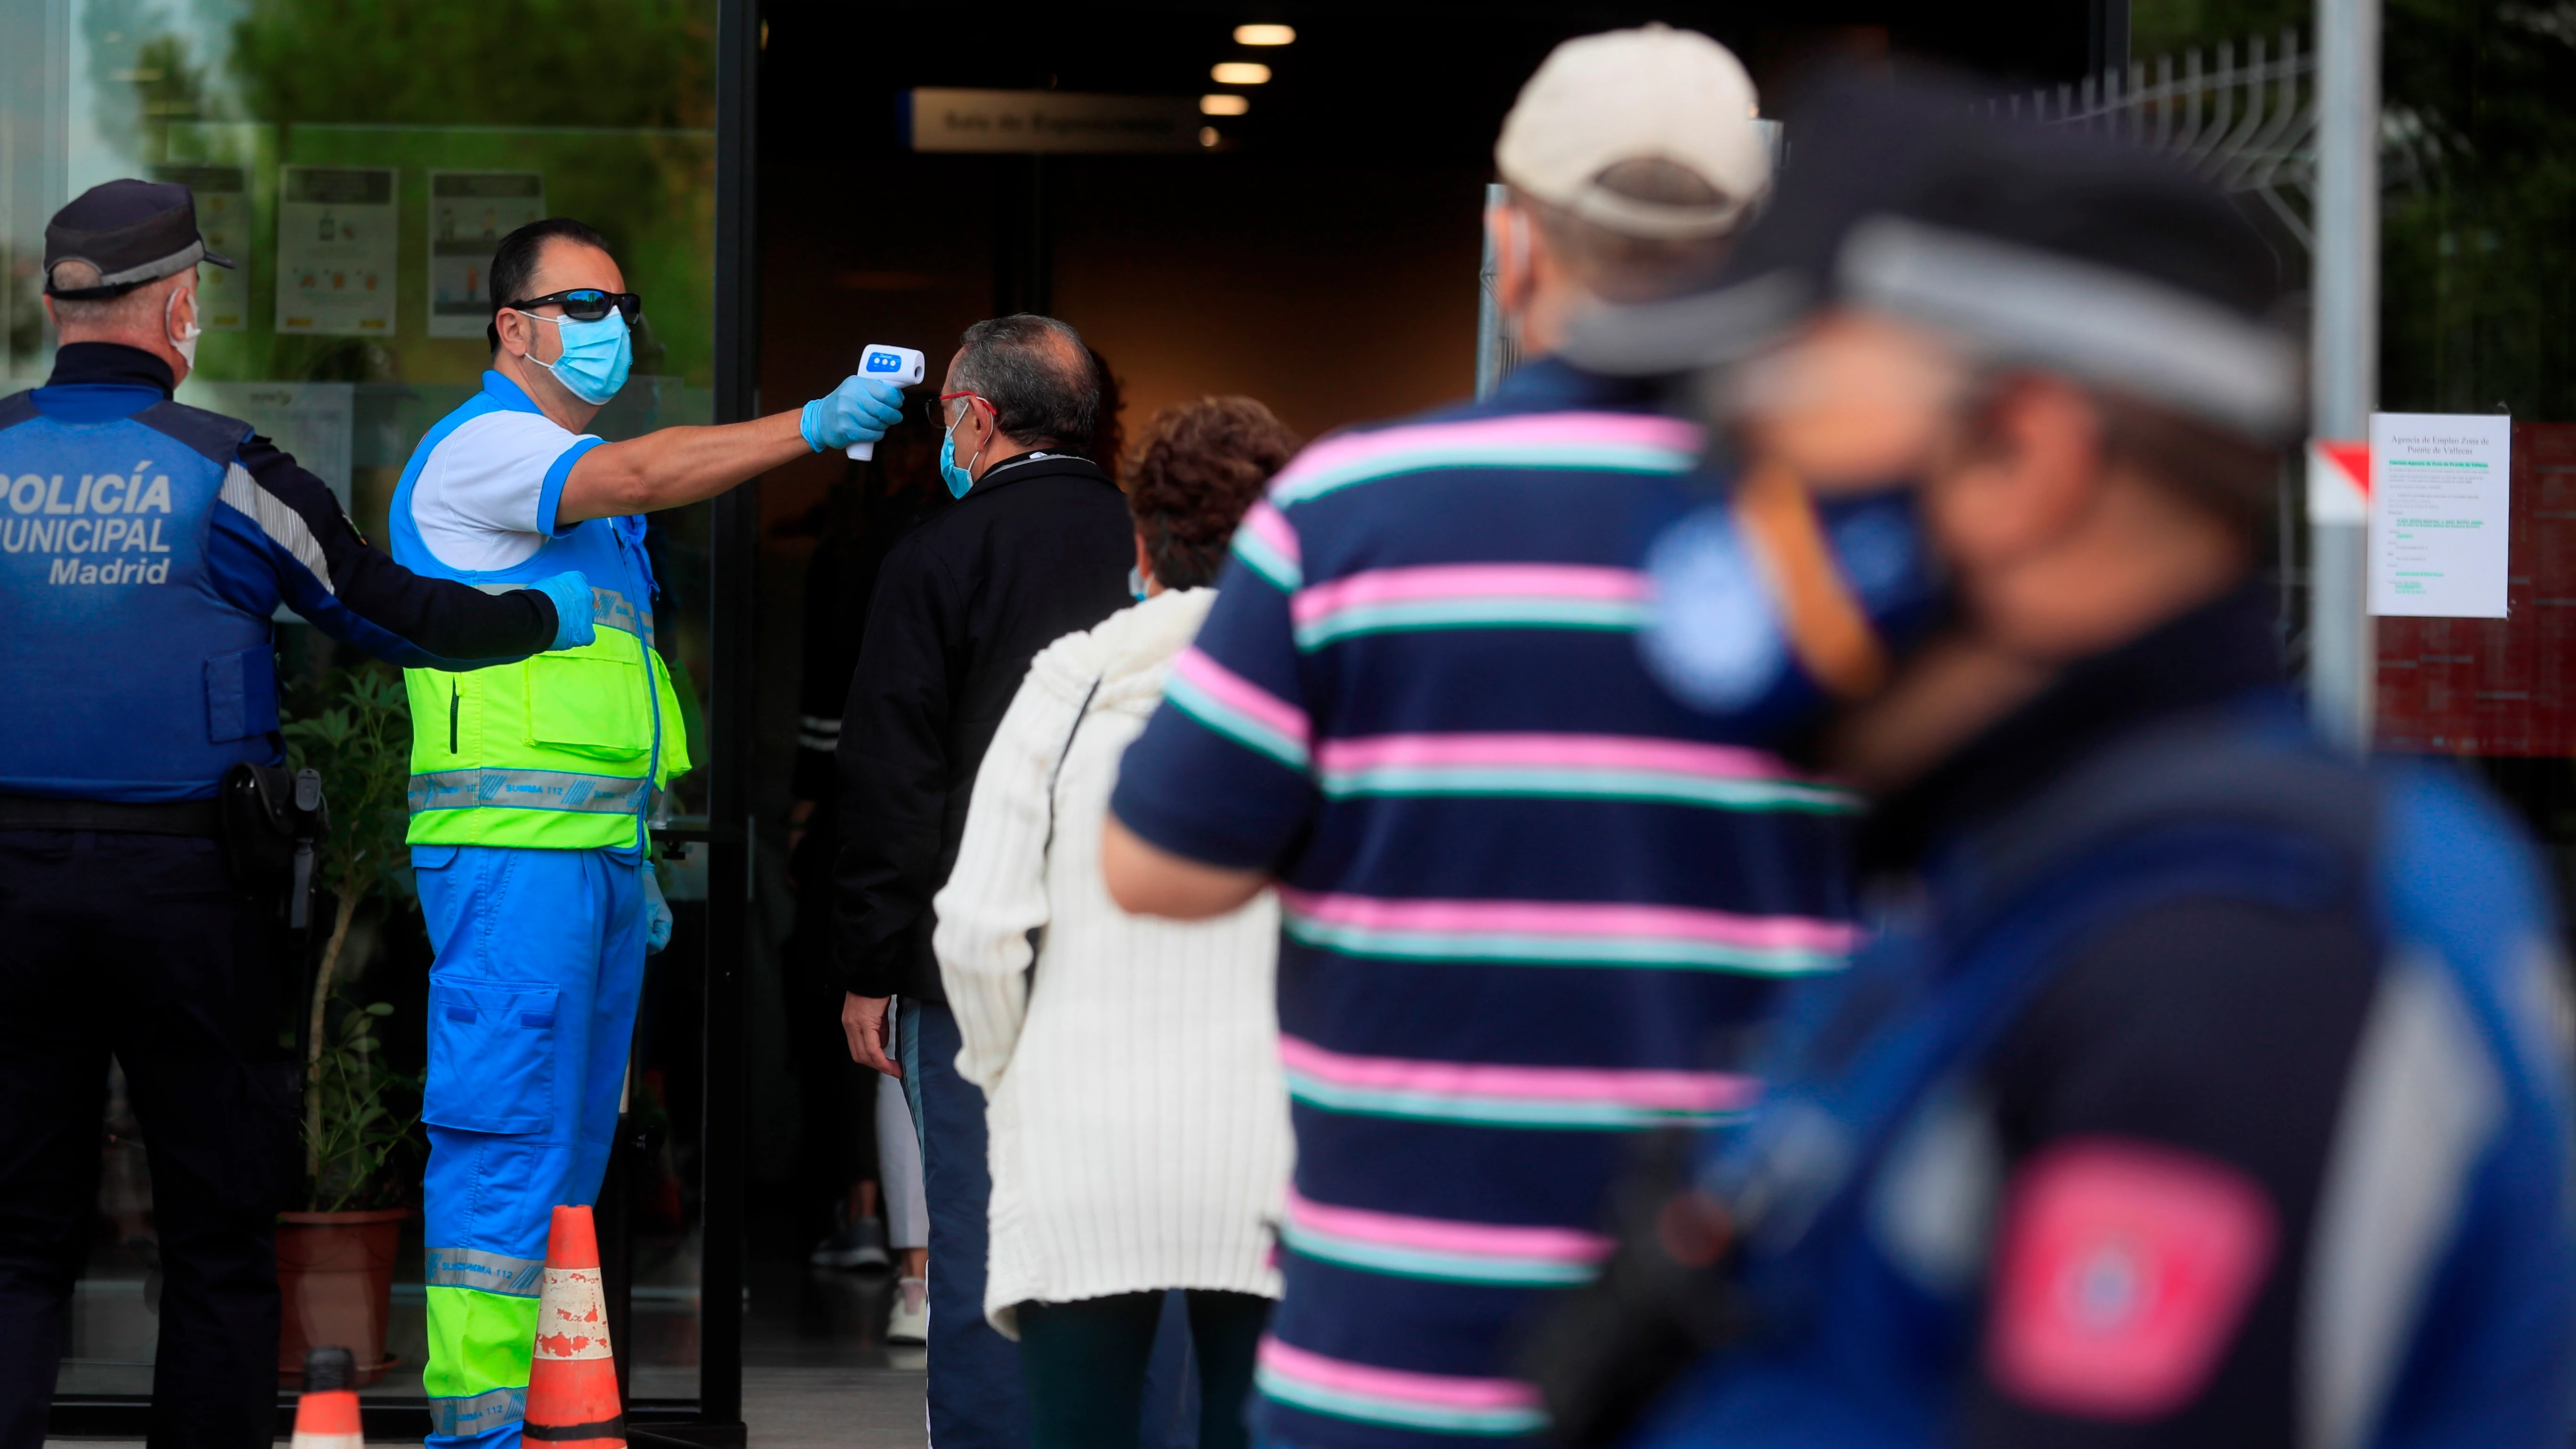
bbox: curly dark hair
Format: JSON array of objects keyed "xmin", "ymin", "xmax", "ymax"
[{"xmin": 1127, "ymin": 397, "xmax": 1302, "ymax": 591}]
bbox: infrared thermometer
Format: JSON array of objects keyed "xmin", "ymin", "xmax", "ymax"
[{"xmin": 847, "ymin": 344, "xmax": 927, "ymax": 460}]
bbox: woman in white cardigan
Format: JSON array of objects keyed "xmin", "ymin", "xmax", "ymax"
[{"xmin": 934, "ymin": 398, "xmax": 1300, "ymax": 1449}]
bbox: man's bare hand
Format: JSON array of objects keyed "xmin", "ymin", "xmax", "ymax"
[{"xmin": 842, "ymin": 992, "xmax": 899, "ymax": 1077}]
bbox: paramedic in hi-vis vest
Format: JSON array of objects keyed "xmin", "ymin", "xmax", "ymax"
[{"xmin": 391, "ymin": 216, "xmax": 903, "ymax": 1448}]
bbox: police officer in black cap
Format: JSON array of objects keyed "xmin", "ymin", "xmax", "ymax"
[
  {"xmin": 0, "ymin": 180, "xmax": 597, "ymax": 1446},
  {"xmin": 1532, "ymin": 74, "xmax": 2576, "ymax": 1449}
]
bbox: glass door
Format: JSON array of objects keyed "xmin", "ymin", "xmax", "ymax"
[
  {"xmin": 2, "ymin": 0, "xmax": 740, "ymax": 1430},
  {"xmin": 2368, "ymin": 0, "xmax": 2576, "ymax": 917}
]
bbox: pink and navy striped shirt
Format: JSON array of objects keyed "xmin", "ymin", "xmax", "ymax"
[{"xmin": 1110, "ymin": 359, "xmax": 1857, "ymax": 1449}]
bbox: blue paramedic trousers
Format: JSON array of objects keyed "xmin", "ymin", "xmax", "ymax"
[{"xmin": 414, "ymin": 844, "xmax": 649, "ymax": 1449}]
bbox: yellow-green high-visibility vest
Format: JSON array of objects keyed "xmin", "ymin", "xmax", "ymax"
[
  {"xmin": 389, "ymin": 374, "xmax": 693, "ymax": 850},
  {"xmin": 402, "ymin": 584, "xmax": 691, "ymax": 850}
]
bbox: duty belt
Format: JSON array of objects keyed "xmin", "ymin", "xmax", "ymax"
[{"xmin": 0, "ymin": 792, "xmax": 224, "ymax": 837}]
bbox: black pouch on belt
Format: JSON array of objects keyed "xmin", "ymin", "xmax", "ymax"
[
  {"xmin": 225, "ymin": 763, "xmax": 330, "ymax": 1066},
  {"xmin": 220, "ymin": 762, "xmax": 331, "ymax": 908},
  {"xmin": 220, "ymin": 762, "xmax": 298, "ymax": 893}
]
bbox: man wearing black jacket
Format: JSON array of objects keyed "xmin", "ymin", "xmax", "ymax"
[
  {"xmin": 833, "ymin": 313, "xmax": 1132, "ymax": 1449},
  {"xmin": 783, "ymin": 428, "xmax": 943, "ymax": 1276}
]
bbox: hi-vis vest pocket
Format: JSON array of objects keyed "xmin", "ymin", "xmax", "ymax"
[
  {"xmin": 523, "ymin": 652, "xmax": 650, "ymax": 758},
  {"xmin": 423, "ymin": 979, "xmax": 559, "ymax": 1135}
]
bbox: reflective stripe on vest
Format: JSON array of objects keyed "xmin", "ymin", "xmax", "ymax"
[
  {"xmin": 389, "ymin": 378, "xmax": 689, "ymax": 852},
  {"xmin": 407, "ymin": 767, "xmax": 649, "ymax": 817},
  {"xmin": 401, "ymin": 579, "xmax": 692, "ymax": 852},
  {"xmin": 591, "ymin": 585, "xmax": 642, "ymax": 636}
]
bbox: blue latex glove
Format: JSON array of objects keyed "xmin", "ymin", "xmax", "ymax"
[
  {"xmin": 799, "ymin": 374, "xmax": 906, "ymax": 453},
  {"xmin": 643, "ymin": 863, "xmax": 673, "ymax": 955},
  {"xmin": 530, "ymin": 571, "xmax": 596, "ymax": 651}
]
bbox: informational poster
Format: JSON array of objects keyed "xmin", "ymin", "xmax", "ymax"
[
  {"xmin": 429, "ymin": 171, "xmax": 545, "ymax": 338},
  {"xmin": 149, "ymin": 164, "xmax": 249, "ymax": 331},
  {"xmin": 276, "ymin": 167, "xmax": 396, "ymax": 337},
  {"xmin": 2375, "ymin": 423, "xmax": 2576, "ymax": 756},
  {"xmin": 2370, "ymin": 411, "xmax": 2512, "ymax": 619},
  {"xmin": 174, "ymin": 380, "xmax": 355, "ymax": 510}
]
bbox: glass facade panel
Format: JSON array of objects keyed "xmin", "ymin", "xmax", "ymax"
[
  {"xmin": 2133, "ymin": 0, "xmax": 2576, "ymax": 918},
  {"xmin": 2369, "ymin": 0, "xmax": 2576, "ymax": 911},
  {"xmin": 2, "ymin": 0, "xmax": 721, "ymax": 1410}
]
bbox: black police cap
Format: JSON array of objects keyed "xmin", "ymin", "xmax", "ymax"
[
  {"xmin": 1565, "ymin": 69, "xmax": 2300, "ymax": 440},
  {"xmin": 43, "ymin": 178, "xmax": 236, "ymax": 301}
]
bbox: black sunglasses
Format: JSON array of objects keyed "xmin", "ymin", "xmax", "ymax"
[{"xmin": 502, "ymin": 288, "xmax": 643, "ymax": 324}]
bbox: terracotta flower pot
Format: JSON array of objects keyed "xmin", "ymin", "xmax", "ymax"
[{"xmin": 276, "ymin": 1207, "xmax": 410, "ymax": 1385}]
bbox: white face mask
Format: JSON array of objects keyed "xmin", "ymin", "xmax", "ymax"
[{"xmin": 166, "ymin": 285, "xmax": 201, "ymax": 370}]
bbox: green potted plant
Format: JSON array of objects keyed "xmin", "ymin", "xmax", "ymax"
[{"xmin": 276, "ymin": 668, "xmax": 424, "ymax": 1385}]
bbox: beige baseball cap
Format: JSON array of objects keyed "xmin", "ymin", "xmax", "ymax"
[{"xmin": 1495, "ymin": 24, "xmax": 1769, "ymax": 240}]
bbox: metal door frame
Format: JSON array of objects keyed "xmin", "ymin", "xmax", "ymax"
[{"xmin": 43, "ymin": 0, "xmax": 755, "ymax": 1437}]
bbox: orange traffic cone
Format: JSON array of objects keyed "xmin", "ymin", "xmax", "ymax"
[
  {"xmin": 289, "ymin": 1346, "xmax": 363, "ymax": 1449},
  {"xmin": 524, "ymin": 1204, "xmax": 625, "ymax": 1447}
]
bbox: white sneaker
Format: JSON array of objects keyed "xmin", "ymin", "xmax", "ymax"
[{"xmin": 888, "ymin": 1275, "xmax": 929, "ymax": 1344}]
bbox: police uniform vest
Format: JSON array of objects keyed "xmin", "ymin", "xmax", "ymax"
[
  {"xmin": 1627, "ymin": 698, "xmax": 2576, "ymax": 1449},
  {"xmin": 0, "ymin": 386, "xmax": 277, "ymax": 802},
  {"xmin": 389, "ymin": 381, "xmax": 689, "ymax": 852}
]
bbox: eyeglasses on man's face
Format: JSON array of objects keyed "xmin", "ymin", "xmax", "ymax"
[
  {"xmin": 501, "ymin": 287, "xmax": 643, "ymax": 324},
  {"xmin": 923, "ymin": 392, "xmax": 990, "ymax": 430}
]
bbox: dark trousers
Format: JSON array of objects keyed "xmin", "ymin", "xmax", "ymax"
[
  {"xmin": 902, "ymin": 1001, "xmax": 1200, "ymax": 1449},
  {"xmin": 0, "ymin": 830, "xmax": 294, "ymax": 1449},
  {"xmin": 1020, "ymin": 1291, "xmax": 1271, "ymax": 1449},
  {"xmin": 905, "ymin": 1000, "xmax": 1030, "ymax": 1449}
]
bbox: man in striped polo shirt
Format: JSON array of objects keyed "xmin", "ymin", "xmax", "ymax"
[{"xmin": 1101, "ymin": 28, "xmax": 1852, "ymax": 1449}]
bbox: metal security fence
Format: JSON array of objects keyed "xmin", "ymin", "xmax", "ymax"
[{"xmin": 1992, "ymin": 32, "xmax": 2321, "ymax": 250}]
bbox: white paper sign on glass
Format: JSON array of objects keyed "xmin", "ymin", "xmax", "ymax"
[
  {"xmin": 171, "ymin": 380, "xmax": 355, "ymax": 620},
  {"xmin": 2369, "ymin": 411, "xmax": 2512, "ymax": 619},
  {"xmin": 174, "ymin": 381, "xmax": 355, "ymax": 510},
  {"xmin": 429, "ymin": 172, "xmax": 546, "ymax": 338},
  {"xmin": 276, "ymin": 167, "xmax": 397, "ymax": 337}
]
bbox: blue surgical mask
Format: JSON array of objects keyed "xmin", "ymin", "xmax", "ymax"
[
  {"xmin": 1129, "ymin": 566, "xmax": 1150, "ymax": 601},
  {"xmin": 525, "ymin": 309, "xmax": 632, "ymax": 406},
  {"xmin": 1639, "ymin": 483, "xmax": 1944, "ymax": 740},
  {"xmin": 939, "ymin": 422, "xmax": 978, "ymax": 499}
]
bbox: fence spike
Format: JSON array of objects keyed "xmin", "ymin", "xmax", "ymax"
[
  {"xmin": 1989, "ymin": 27, "xmax": 2318, "ymax": 256},
  {"xmin": 2156, "ymin": 53, "xmax": 2176, "ymax": 145},
  {"xmin": 2185, "ymin": 47, "xmax": 2204, "ymax": 143}
]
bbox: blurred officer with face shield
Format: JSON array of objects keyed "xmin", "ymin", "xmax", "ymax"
[
  {"xmin": 390, "ymin": 215, "xmax": 903, "ymax": 1449},
  {"xmin": 1531, "ymin": 74, "xmax": 2576, "ymax": 1449},
  {"xmin": 0, "ymin": 180, "xmax": 591, "ymax": 1449}
]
